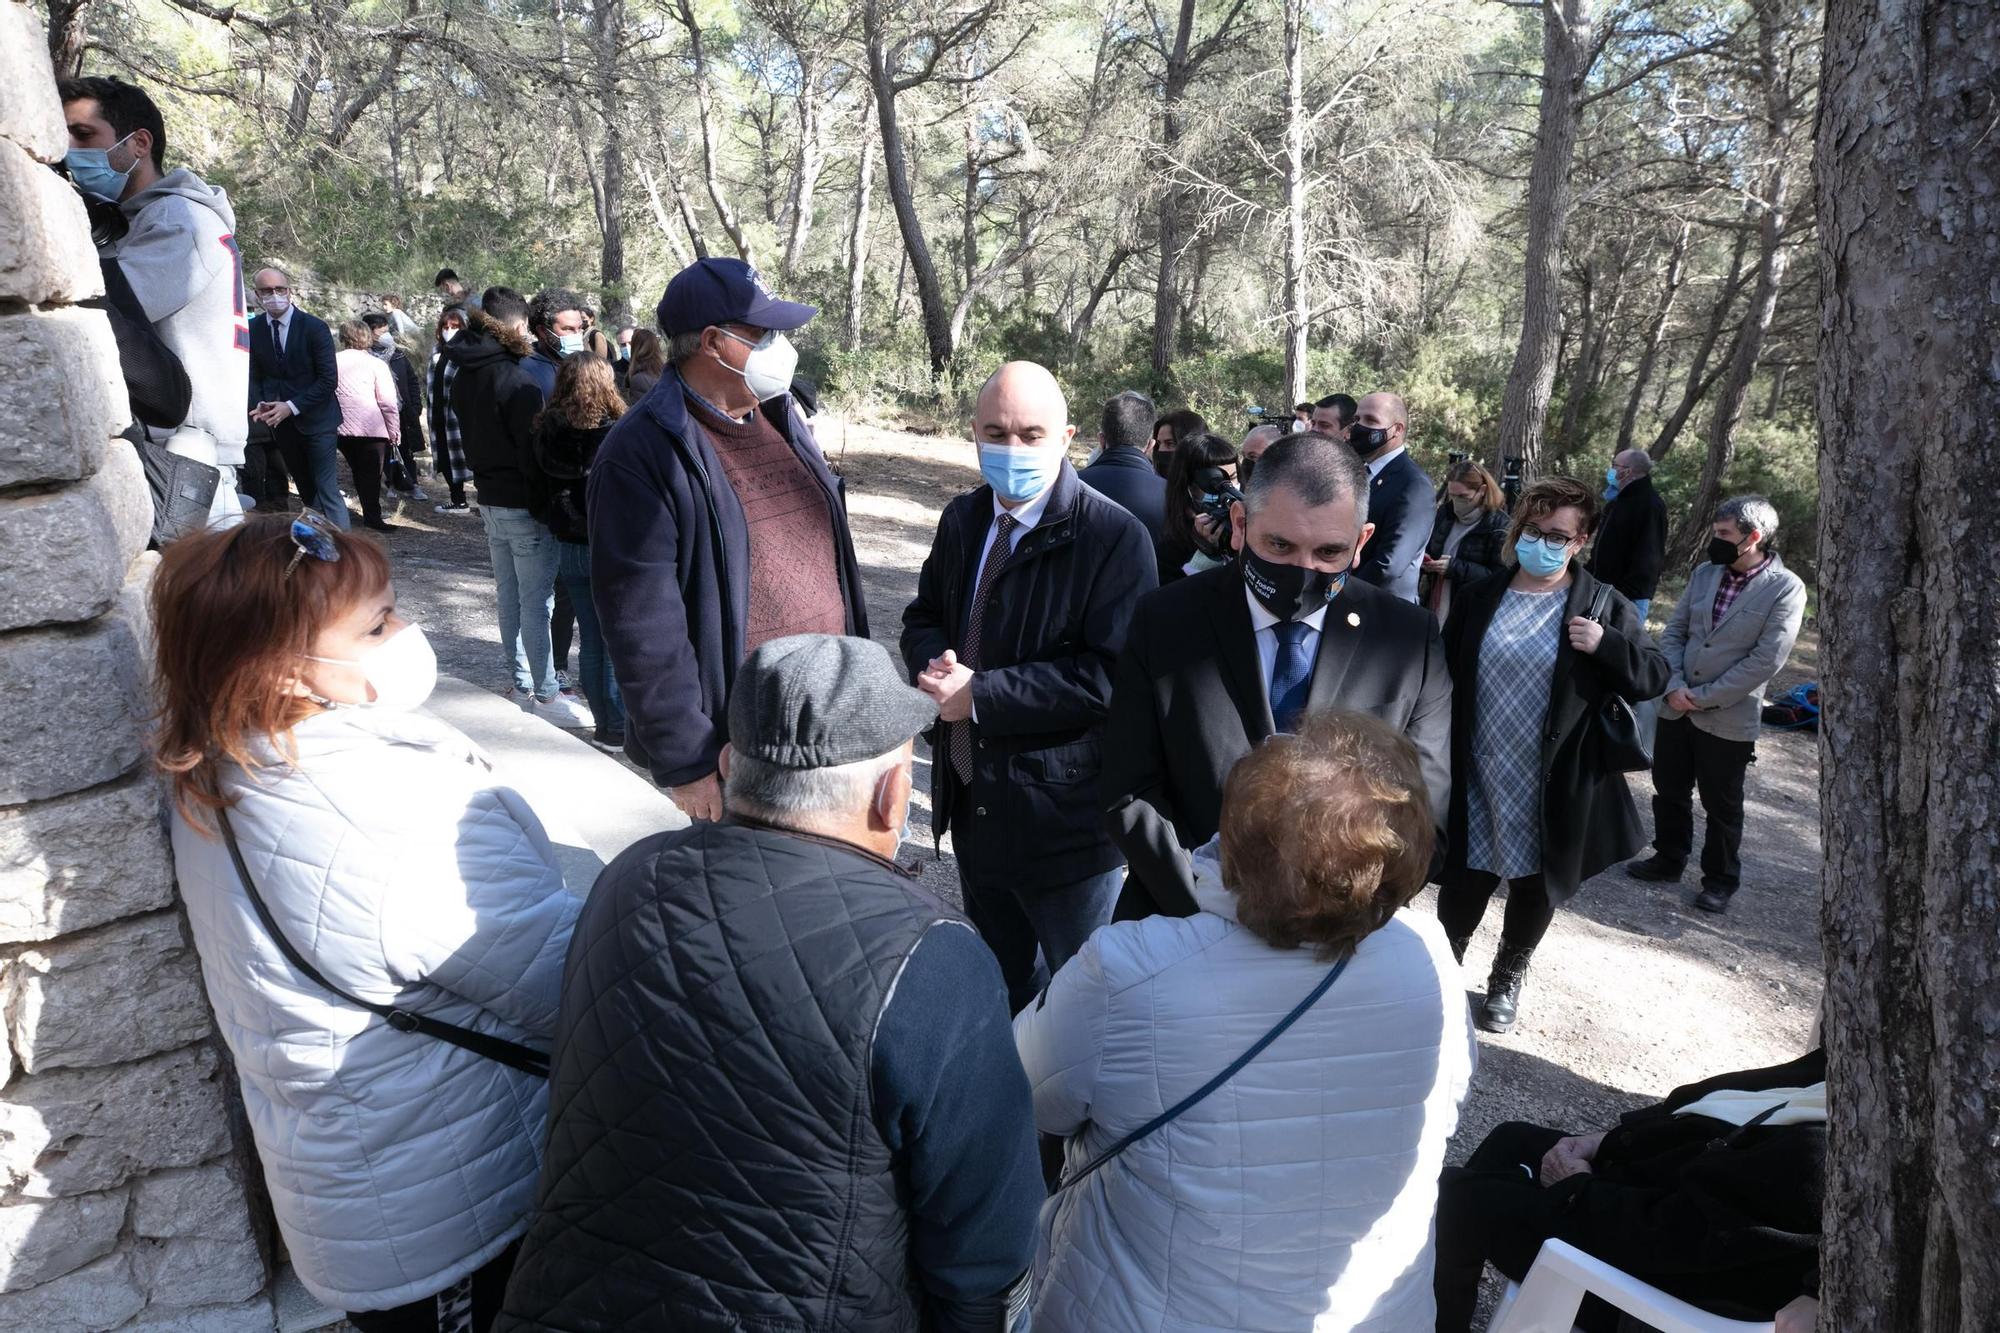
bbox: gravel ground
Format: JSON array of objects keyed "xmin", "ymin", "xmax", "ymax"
[{"xmin": 374, "ymin": 416, "xmax": 1822, "ymax": 1313}]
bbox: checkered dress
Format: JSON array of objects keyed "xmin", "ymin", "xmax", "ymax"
[
  {"xmin": 427, "ymin": 347, "xmax": 468, "ymax": 487},
  {"xmin": 1464, "ymin": 587, "xmax": 1567, "ymax": 879}
]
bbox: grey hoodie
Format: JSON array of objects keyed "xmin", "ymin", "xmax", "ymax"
[{"xmin": 106, "ymin": 168, "xmax": 250, "ymax": 463}]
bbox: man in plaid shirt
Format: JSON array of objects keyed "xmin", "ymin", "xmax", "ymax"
[
  {"xmin": 427, "ymin": 304, "xmax": 473, "ymax": 512},
  {"xmin": 1630, "ymin": 495, "xmax": 1806, "ymax": 914}
]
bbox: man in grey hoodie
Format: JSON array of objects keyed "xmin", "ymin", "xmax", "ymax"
[{"xmin": 61, "ymin": 76, "xmax": 250, "ymax": 520}]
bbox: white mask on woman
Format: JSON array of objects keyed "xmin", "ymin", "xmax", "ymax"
[{"xmin": 304, "ymin": 624, "xmax": 438, "ymax": 711}]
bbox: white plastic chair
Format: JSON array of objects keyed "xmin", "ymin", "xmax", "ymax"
[{"xmin": 1485, "ymin": 1238, "xmax": 1777, "ymax": 1333}]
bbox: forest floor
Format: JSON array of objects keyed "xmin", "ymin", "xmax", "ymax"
[{"xmin": 382, "ymin": 416, "xmax": 1823, "ymax": 1304}]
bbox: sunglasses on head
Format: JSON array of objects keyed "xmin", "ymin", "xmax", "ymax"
[{"xmin": 284, "ymin": 512, "xmax": 341, "ymax": 581}]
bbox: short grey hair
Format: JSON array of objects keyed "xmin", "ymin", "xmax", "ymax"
[
  {"xmin": 1241, "ymin": 423, "xmax": 1285, "ymax": 454},
  {"xmin": 1716, "ymin": 495, "xmax": 1780, "ymax": 549},
  {"xmin": 667, "ymin": 328, "xmax": 707, "ymax": 367},
  {"xmin": 1242, "ymin": 432, "xmax": 1369, "ymax": 526},
  {"xmin": 725, "ymin": 746, "xmax": 904, "ymax": 820}
]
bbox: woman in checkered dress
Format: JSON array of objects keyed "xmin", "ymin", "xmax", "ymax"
[{"xmin": 1435, "ymin": 477, "xmax": 1670, "ymax": 1034}]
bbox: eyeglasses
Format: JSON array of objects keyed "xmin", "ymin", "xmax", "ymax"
[
  {"xmin": 284, "ymin": 512, "xmax": 341, "ymax": 580},
  {"xmin": 1521, "ymin": 523, "xmax": 1579, "ymax": 547},
  {"xmin": 255, "ymin": 284, "xmax": 291, "ymax": 296}
]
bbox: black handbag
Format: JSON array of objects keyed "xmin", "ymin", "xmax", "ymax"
[
  {"xmin": 1586, "ymin": 583, "xmax": 1654, "ymax": 773},
  {"xmin": 217, "ymin": 810, "xmax": 550, "ymax": 1078}
]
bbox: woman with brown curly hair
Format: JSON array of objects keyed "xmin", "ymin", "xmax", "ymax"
[
  {"xmin": 154, "ymin": 512, "xmax": 578, "ymax": 1331},
  {"xmin": 1014, "ymin": 712, "xmax": 1475, "ymax": 1333}
]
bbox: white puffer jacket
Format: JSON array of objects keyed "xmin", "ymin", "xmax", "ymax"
[
  {"xmin": 168, "ymin": 708, "xmax": 580, "ymax": 1312},
  {"xmin": 1014, "ymin": 844, "xmax": 1475, "ymax": 1333}
]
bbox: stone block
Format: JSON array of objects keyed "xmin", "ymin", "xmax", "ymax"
[
  {"xmin": 0, "ymin": 441, "xmax": 150, "ymax": 631},
  {"xmin": 119, "ymin": 1295, "xmax": 275, "ymax": 1331},
  {"xmin": 0, "ymin": 1187, "xmax": 128, "ymax": 1292},
  {"xmin": 127, "ymin": 1160, "xmax": 266, "ymax": 1308},
  {"xmin": 0, "ymin": 305, "xmax": 124, "ymax": 490},
  {"xmin": 0, "ymin": 1250, "xmax": 145, "ymax": 1331},
  {"xmin": 0, "ymin": 575, "xmax": 150, "ymax": 807},
  {"xmin": 0, "ymin": 1044, "xmax": 233, "ymax": 1199},
  {"xmin": 0, "ymin": 136, "xmax": 101, "ymax": 308},
  {"xmin": 5, "ymin": 910, "xmax": 215, "ymax": 1075},
  {"xmin": 0, "ymin": 6, "xmax": 68, "ymax": 164},
  {"xmin": 0, "ymin": 771, "xmax": 176, "ymax": 945}
]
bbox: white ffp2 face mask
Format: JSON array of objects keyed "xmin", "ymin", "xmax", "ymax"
[
  {"xmin": 304, "ymin": 624, "xmax": 439, "ymax": 711},
  {"xmin": 717, "ymin": 329, "xmax": 800, "ymax": 402}
]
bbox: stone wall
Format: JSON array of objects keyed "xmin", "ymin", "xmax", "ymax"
[{"xmin": 0, "ymin": 5, "xmax": 273, "ymax": 1328}]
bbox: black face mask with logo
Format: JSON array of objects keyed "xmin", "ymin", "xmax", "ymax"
[
  {"xmin": 1348, "ymin": 423, "xmax": 1390, "ymax": 456},
  {"xmin": 1241, "ymin": 547, "xmax": 1346, "ymax": 622}
]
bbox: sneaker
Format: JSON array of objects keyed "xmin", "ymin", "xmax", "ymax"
[
  {"xmin": 406, "ymin": 486, "xmax": 429, "ymax": 502},
  {"xmin": 532, "ymin": 692, "xmax": 596, "ymax": 730},
  {"xmin": 503, "ymin": 687, "xmax": 534, "ymax": 712},
  {"xmin": 1626, "ymin": 856, "xmax": 1684, "ymax": 883},
  {"xmin": 435, "ymin": 501, "xmax": 472, "ymax": 515}
]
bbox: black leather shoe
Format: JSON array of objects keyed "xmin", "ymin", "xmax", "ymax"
[
  {"xmin": 1627, "ymin": 856, "xmax": 1685, "ymax": 883},
  {"xmin": 1476, "ymin": 944, "xmax": 1535, "ymax": 1034},
  {"xmin": 1693, "ymin": 888, "xmax": 1732, "ymax": 913}
]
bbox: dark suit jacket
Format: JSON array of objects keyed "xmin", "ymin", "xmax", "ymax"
[
  {"xmin": 1103, "ymin": 567, "xmax": 1453, "ymax": 918},
  {"xmin": 1440, "ymin": 567, "xmax": 1670, "ymax": 902},
  {"xmin": 1354, "ymin": 450, "xmax": 1435, "ymax": 602},
  {"xmin": 1588, "ymin": 474, "xmax": 1668, "ymax": 602},
  {"xmin": 1077, "ymin": 446, "xmax": 1169, "ymax": 547},
  {"xmin": 901, "ymin": 462, "xmax": 1158, "ymax": 888},
  {"xmin": 247, "ymin": 309, "xmax": 339, "ymax": 436}
]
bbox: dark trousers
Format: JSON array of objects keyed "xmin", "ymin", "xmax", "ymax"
[
  {"xmin": 239, "ymin": 438, "xmax": 291, "ymax": 510},
  {"xmin": 336, "ymin": 435, "xmax": 387, "ymax": 525},
  {"xmin": 1434, "ymin": 1122, "xmax": 1623, "ymax": 1333},
  {"xmin": 276, "ymin": 422, "xmax": 347, "ymax": 530},
  {"xmin": 347, "ymin": 1241, "xmax": 518, "ymax": 1333},
  {"xmin": 1436, "ymin": 871, "xmax": 1555, "ymax": 954},
  {"xmin": 1650, "ymin": 717, "xmax": 1754, "ymax": 895}
]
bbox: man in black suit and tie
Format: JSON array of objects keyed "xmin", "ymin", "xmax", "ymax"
[
  {"xmin": 1103, "ymin": 432, "xmax": 1451, "ymax": 919},
  {"xmin": 246, "ymin": 267, "xmax": 344, "ymax": 526},
  {"xmin": 1348, "ymin": 391, "xmax": 1435, "ymax": 602}
]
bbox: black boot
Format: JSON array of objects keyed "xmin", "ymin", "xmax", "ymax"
[
  {"xmin": 1477, "ymin": 944, "xmax": 1535, "ymax": 1034},
  {"xmin": 1446, "ymin": 934, "xmax": 1472, "ymax": 965}
]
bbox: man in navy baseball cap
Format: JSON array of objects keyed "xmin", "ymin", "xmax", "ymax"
[
  {"xmin": 657, "ymin": 257, "xmax": 817, "ymax": 336},
  {"xmin": 587, "ymin": 256, "xmax": 869, "ymax": 823}
]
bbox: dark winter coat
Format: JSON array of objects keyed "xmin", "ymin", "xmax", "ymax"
[
  {"xmin": 1077, "ymin": 445, "xmax": 1170, "ymax": 546},
  {"xmin": 588, "ymin": 367, "xmax": 869, "ymax": 789},
  {"xmin": 497, "ymin": 820, "xmax": 1042, "ymax": 1333},
  {"xmin": 442, "ymin": 319, "xmax": 548, "ymax": 515},
  {"xmin": 1589, "ymin": 474, "xmax": 1669, "ymax": 602},
  {"xmin": 1440, "ymin": 566, "xmax": 1671, "ymax": 902},
  {"xmin": 900, "ymin": 461, "xmax": 1158, "ymax": 889},
  {"xmin": 1421, "ymin": 503, "xmax": 1510, "ymax": 602},
  {"xmin": 384, "ymin": 346, "xmax": 425, "ymax": 455},
  {"xmin": 531, "ymin": 413, "xmax": 613, "ymax": 545}
]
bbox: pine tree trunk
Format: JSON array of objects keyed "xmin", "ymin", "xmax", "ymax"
[
  {"xmin": 1493, "ymin": 0, "xmax": 1586, "ymax": 477},
  {"xmin": 1148, "ymin": 0, "xmax": 1198, "ymax": 378},
  {"xmin": 843, "ymin": 108, "xmax": 876, "ymax": 354},
  {"xmin": 1816, "ymin": 1, "xmax": 2000, "ymax": 1328},
  {"xmin": 1280, "ymin": 0, "xmax": 1309, "ymax": 406},
  {"xmin": 1616, "ymin": 221, "xmax": 1690, "ymax": 454},
  {"xmin": 864, "ymin": 0, "xmax": 955, "ymax": 375}
]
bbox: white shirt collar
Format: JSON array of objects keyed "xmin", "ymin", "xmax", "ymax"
[
  {"xmin": 1244, "ymin": 582, "xmax": 1330, "ymax": 635},
  {"xmin": 993, "ymin": 477, "xmax": 1059, "ymax": 534},
  {"xmin": 1366, "ymin": 444, "xmax": 1406, "ymax": 479}
]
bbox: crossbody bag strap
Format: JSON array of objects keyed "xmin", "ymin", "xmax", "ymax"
[
  {"xmin": 1586, "ymin": 581, "xmax": 1614, "ymax": 624},
  {"xmin": 217, "ymin": 810, "xmax": 550, "ymax": 1079},
  {"xmin": 1058, "ymin": 953, "xmax": 1352, "ymax": 1193}
]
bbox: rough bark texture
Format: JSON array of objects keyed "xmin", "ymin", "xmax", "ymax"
[
  {"xmin": 864, "ymin": 0, "xmax": 954, "ymax": 375},
  {"xmin": 1147, "ymin": 0, "xmax": 1197, "ymax": 378},
  {"xmin": 1493, "ymin": 0, "xmax": 1586, "ymax": 477},
  {"xmin": 1816, "ymin": 1, "xmax": 2000, "ymax": 1329},
  {"xmin": 589, "ymin": 0, "xmax": 630, "ymax": 327},
  {"xmin": 1616, "ymin": 221, "xmax": 1689, "ymax": 455},
  {"xmin": 1280, "ymin": 0, "xmax": 1308, "ymax": 406},
  {"xmin": 843, "ymin": 106, "xmax": 875, "ymax": 353}
]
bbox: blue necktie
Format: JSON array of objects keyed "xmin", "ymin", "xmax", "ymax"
[{"xmin": 1270, "ymin": 621, "xmax": 1313, "ymax": 733}]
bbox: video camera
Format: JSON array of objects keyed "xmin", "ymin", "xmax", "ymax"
[
  {"xmin": 1244, "ymin": 404, "xmax": 1294, "ymax": 433},
  {"xmin": 1193, "ymin": 463, "xmax": 1245, "ymax": 553},
  {"xmin": 1502, "ymin": 455, "xmax": 1524, "ymax": 510}
]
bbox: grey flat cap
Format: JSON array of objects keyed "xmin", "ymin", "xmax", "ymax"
[{"xmin": 728, "ymin": 634, "xmax": 938, "ymax": 770}]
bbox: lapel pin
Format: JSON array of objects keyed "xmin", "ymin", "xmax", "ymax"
[{"xmin": 1346, "ymin": 611, "xmax": 1361, "ymax": 628}]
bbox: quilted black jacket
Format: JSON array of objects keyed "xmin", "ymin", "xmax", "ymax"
[{"xmin": 498, "ymin": 820, "xmax": 1040, "ymax": 1332}]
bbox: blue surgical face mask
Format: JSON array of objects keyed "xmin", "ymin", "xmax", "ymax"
[
  {"xmin": 65, "ymin": 133, "xmax": 138, "ymax": 204},
  {"xmin": 977, "ymin": 442, "xmax": 1062, "ymax": 504},
  {"xmin": 1514, "ymin": 534, "xmax": 1573, "ymax": 578},
  {"xmin": 1603, "ymin": 464, "xmax": 1621, "ymax": 500},
  {"xmin": 557, "ymin": 332, "xmax": 588, "ymax": 357}
]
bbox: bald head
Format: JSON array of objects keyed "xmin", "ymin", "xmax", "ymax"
[
  {"xmin": 973, "ymin": 361, "xmax": 1075, "ymax": 507},
  {"xmin": 1352, "ymin": 391, "xmax": 1409, "ymax": 463},
  {"xmin": 1614, "ymin": 449, "xmax": 1652, "ymax": 478},
  {"xmin": 1241, "ymin": 423, "xmax": 1284, "ymax": 460}
]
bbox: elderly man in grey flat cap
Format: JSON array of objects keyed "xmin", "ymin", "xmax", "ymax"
[{"xmin": 502, "ymin": 634, "xmax": 1041, "ymax": 1333}]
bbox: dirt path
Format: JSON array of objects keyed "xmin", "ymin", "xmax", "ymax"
[{"xmin": 387, "ymin": 414, "xmax": 1824, "ymax": 1161}]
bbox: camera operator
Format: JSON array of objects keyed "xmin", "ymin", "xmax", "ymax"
[{"xmin": 1156, "ymin": 431, "xmax": 1242, "ymax": 586}]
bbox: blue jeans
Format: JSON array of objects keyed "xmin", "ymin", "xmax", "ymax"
[
  {"xmin": 482, "ymin": 505, "xmax": 559, "ymax": 697},
  {"xmin": 961, "ymin": 860, "xmax": 1125, "ymax": 1014},
  {"xmin": 1631, "ymin": 597, "xmax": 1651, "ymax": 625},
  {"xmin": 556, "ymin": 541, "xmax": 624, "ymax": 739}
]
